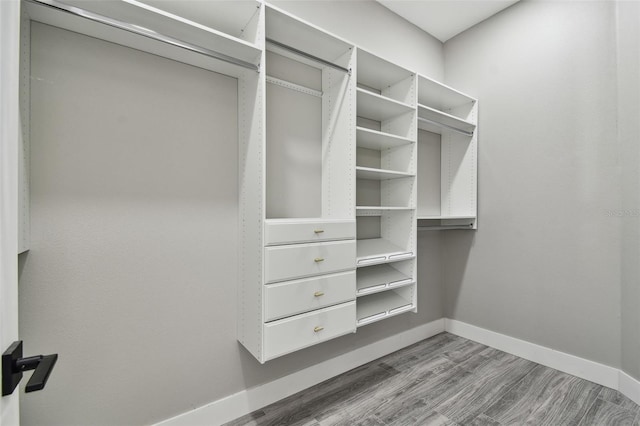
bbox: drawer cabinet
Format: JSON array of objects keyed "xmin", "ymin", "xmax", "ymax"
[
  {"xmin": 264, "ymin": 301, "xmax": 356, "ymax": 360},
  {"xmin": 264, "ymin": 240, "xmax": 356, "ymax": 283},
  {"xmin": 264, "ymin": 271, "xmax": 355, "ymax": 321},
  {"xmin": 265, "ymin": 219, "xmax": 356, "ymax": 245}
]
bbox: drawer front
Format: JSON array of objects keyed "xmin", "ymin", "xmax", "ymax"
[
  {"xmin": 264, "ymin": 301, "xmax": 356, "ymax": 360},
  {"xmin": 265, "ymin": 220, "xmax": 355, "ymax": 246},
  {"xmin": 264, "ymin": 271, "xmax": 355, "ymax": 322},
  {"xmin": 265, "ymin": 240, "xmax": 356, "ymax": 283}
]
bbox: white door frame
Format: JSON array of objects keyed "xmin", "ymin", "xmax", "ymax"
[{"xmin": 0, "ymin": 0, "xmax": 21, "ymax": 424}]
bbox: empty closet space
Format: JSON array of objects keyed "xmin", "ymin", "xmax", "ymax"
[
  {"xmin": 19, "ymin": 20, "xmax": 240, "ymax": 425},
  {"xmin": 265, "ymin": 6, "xmax": 354, "ymax": 222}
]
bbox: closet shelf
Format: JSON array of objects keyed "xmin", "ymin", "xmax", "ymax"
[
  {"xmin": 25, "ymin": 0, "xmax": 262, "ymax": 75},
  {"xmin": 418, "ymin": 215, "xmax": 477, "ymax": 220},
  {"xmin": 356, "ymin": 290, "xmax": 415, "ymax": 326},
  {"xmin": 357, "ymin": 207, "xmax": 414, "ymax": 217},
  {"xmin": 418, "ymin": 104, "xmax": 475, "ymax": 136},
  {"xmin": 63, "ymin": 0, "xmax": 262, "ymax": 65},
  {"xmin": 418, "ymin": 74, "xmax": 476, "ymax": 111},
  {"xmin": 121, "ymin": 0, "xmax": 263, "ymax": 43},
  {"xmin": 357, "ymin": 48, "xmax": 414, "ymax": 96},
  {"xmin": 357, "ymin": 264, "xmax": 414, "ymax": 296},
  {"xmin": 357, "ymin": 88, "xmax": 414, "ymax": 122},
  {"xmin": 356, "ymin": 166, "xmax": 414, "ymax": 181},
  {"xmin": 356, "ymin": 127, "xmax": 414, "ymax": 150},
  {"xmin": 266, "ymin": 4, "xmax": 353, "ymax": 70},
  {"xmin": 356, "ymin": 238, "xmax": 414, "ymax": 267}
]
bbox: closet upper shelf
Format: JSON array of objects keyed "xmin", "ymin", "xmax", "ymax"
[
  {"xmin": 125, "ymin": 0, "xmax": 262, "ymax": 43},
  {"xmin": 357, "ymin": 49, "xmax": 413, "ymax": 99},
  {"xmin": 25, "ymin": 0, "xmax": 262, "ymax": 75},
  {"xmin": 357, "ymin": 89, "xmax": 414, "ymax": 122},
  {"xmin": 417, "ymin": 104, "xmax": 476, "ymax": 136},
  {"xmin": 418, "ymin": 74, "xmax": 476, "ymax": 112},
  {"xmin": 266, "ymin": 4, "xmax": 353, "ymax": 70}
]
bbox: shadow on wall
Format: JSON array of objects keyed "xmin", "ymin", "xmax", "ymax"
[{"xmin": 443, "ymin": 231, "xmax": 475, "ymax": 318}]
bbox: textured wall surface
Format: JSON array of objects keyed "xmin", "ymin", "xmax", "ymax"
[{"xmin": 443, "ymin": 0, "xmax": 621, "ymax": 368}]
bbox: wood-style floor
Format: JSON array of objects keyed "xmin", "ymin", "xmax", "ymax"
[{"xmin": 225, "ymin": 332, "xmax": 640, "ymax": 426}]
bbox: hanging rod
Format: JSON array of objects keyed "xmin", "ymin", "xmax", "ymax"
[
  {"xmin": 266, "ymin": 75, "xmax": 323, "ymax": 98},
  {"xmin": 266, "ymin": 38, "xmax": 350, "ymax": 75},
  {"xmin": 26, "ymin": 0, "xmax": 260, "ymax": 72},
  {"xmin": 418, "ymin": 116, "xmax": 474, "ymax": 137}
]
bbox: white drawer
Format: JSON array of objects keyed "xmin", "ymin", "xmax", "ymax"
[
  {"xmin": 264, "ymin": 301, "xmax": 356, "ymax": 360},
  {"xmin": 265, "ymin": 219, "xmax": 355, "ymax": 246},
  {"xmin": 264, "ymin": 240, "xmax": 356, "ymax": 283},
  {"xmin": 264, "ymin": 271, "xmax": 355, "ymax": 322}
]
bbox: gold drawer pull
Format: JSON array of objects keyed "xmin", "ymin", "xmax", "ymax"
[
  {"xmin": 314, "ymin": 326, "xmax": 324, "ymax": 333},
  {"xmin": 314, "ymin": 229, "xmax": 324, "ymax": 234},
  {"xmin": 314, "ymin": 291, "xmax": 325, "ymax": 297},
  {"xmin": 314, "ymin": 257, "xmax": 325, "ymax": 263}
]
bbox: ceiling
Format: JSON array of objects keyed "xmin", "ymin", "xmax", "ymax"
[{"xmin": 377, "ymin": 0, "xmax": 520, "ymax": 42}]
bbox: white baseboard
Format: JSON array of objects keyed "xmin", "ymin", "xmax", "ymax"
[
  {"xmin": 156, "ymin": 317, "xmax": 640, "ymax": 426},
  {"xmin": 444, "ymin": 319, "xmax": 620, "ymax": 389},
  {"xmin": 619, "ymin": 370, "xmax": 640, "ymax": 406},
  {"xmin": 155, "ymin": 318, "xmax": 445, "ymax": 426}
]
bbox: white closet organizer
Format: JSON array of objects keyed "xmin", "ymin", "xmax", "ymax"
[
  {"xmin": 417, "ymin": 75, "xmax": 478, "ymax": 231},
  {"xmin": 238, "ymin": 4, "xmax": 358, "ymax": 363},
  {"xmin": 354, "ymin": 49, "xmax": 418, "ymax": 327},
  {"xmin": 20, "ymin": 0, "xmax": 477, "ymax": 364}
]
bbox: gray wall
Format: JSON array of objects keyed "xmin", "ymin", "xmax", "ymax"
[
  {"xmin": 618, "ymin": 1, "xmax": 640, "ymax": 380},
  {"xmin": 443, "ymin": 1, "xmax": 622, "ymax": 368},
  {"xmin": 19, "ymin": 3, "xmax": 445, "ymax": 425},
  {"xmin": 271, "ymin": 0, "xmax": 444, "ymax": 81}
]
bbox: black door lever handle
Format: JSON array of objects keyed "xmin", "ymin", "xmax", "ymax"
[
  {"xmin": 2, "ymin": 341, "xmax": 58, "ymax": 396},
  {"xmin": 17, "ymin": 353, "xmax": 58, "ymax": 393}
]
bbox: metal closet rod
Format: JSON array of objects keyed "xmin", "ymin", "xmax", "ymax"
[
  {"xmin": 266, "ymin": 38, "xmax": 350, "ymax": 75},
  {"xmin": 418, "ymin": 116, "xmax": 474, "ymax": 137},
  {"xmin": 27, "ymin": 0, "xmax": 260, "ymax": 72}
]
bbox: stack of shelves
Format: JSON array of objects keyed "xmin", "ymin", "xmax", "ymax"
[
  {"xmin": 354, "ymin": 49, "xmax": 417, "ymax": 327},
  {"xmin": 416, "ymin": 75, "xmax": 478, "ymax": 230}
]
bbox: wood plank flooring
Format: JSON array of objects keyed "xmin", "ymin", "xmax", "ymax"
[{"xmin": 225, "ymin": 333, "xmax": 640, "ymax": 426}]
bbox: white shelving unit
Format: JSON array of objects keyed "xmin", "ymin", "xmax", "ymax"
[
  {"xmin": 354, "ymin": 49, "xmax": 418, "ymax": 327},
  {"xmin": 238, "ymin": 3, "xmax": 358, "ymax": 363},
  {"xmin": 416, "ymin": 75, "xmax": 478, "ymax": 230}
]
